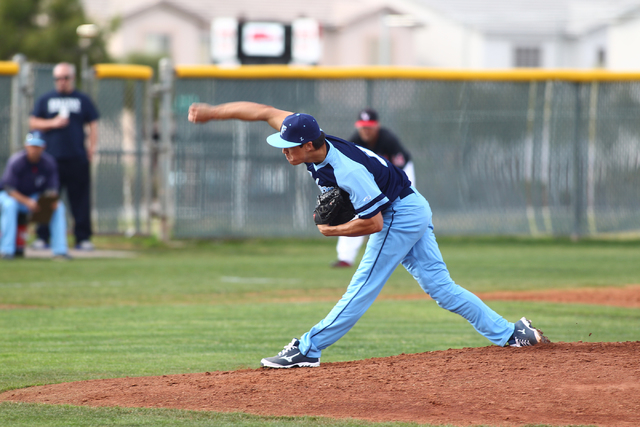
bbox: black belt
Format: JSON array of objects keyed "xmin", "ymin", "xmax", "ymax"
[{"xmin": 399, "ymin": 187, "xmax": 414, "ymax": 199}]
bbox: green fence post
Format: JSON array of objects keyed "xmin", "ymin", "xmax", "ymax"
[{"xmin": 572, "ymin": 82, "xmax": 585, "ymax": 241}]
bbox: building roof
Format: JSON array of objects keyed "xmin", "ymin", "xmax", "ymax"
[
  {"xmin": 418, "ymin": 0, "xmax": 640, "ymax": 36},
  {"xmin": 122, "ymin": 0, "xmax": 209, "ymax": 27},
  {"xmin": 84, "ymin": 0, "xmax": 333, "ymax": 24},
  {"xmin": 83, "ymin": 0, "xmax": 640, "ymax": 36}
]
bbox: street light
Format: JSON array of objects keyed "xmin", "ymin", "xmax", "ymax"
[{"xmin": 76, "ymin": 24, "xmax": 99, "ymax": 86}]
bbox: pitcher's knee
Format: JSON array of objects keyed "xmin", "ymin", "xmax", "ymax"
[{"xmin": 428, "ymin": 282, "xmax": 465, "ymax": 308}]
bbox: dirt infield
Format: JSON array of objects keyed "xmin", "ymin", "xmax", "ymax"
[{"xmin": 2, "ymin": 286, "xmax": 640, "ymax": 427}]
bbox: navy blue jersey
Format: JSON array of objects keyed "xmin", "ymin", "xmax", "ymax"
[
  {"xmin": 0, "ymin": 150, "xmax": 59, "ymax": 195},
  {"xmin": 349, "ymin": 127, "xmax": 412, "ymax": 168},
  {"xmin": 306, "ymin": 135, "xmax": 411, "ymax": 219},
  {"xmin": 31, "ymin": 89, "xmax": 100, "ymax": 159}
]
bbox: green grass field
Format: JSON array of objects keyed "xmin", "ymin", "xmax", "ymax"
[{"xmin": 1, "ymin": 235, "xmax": 639, "ymax": 427}]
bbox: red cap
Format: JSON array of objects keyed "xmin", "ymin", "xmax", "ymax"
[{"xmin": 355, "ymin": 108, "xmax": 379, "ymax": 127}]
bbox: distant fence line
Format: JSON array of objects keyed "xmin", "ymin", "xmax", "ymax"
[{"xmin": 1, "ymin": 61, "xmax": 640, "ymax": 239}]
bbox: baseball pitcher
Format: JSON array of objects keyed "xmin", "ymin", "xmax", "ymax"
[{"xmin": 188, "ymin": 101, "xmax": 549, "ymax": 368}]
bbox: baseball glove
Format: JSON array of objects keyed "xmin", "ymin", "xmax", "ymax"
[{"xmin": 313, "ymin": 188, "xmax": 356, "ymax": 226}]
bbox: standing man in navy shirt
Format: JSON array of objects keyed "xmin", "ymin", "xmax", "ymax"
[
  {"xmin": 0, "ymin": 131, "xmax": 69, "ymax": 259},
  {"xmin": 29, "ymin": 62, "xmax": 99, "ymax": 251}
]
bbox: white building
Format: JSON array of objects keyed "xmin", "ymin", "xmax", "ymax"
[
  {"xmin": 419, "ymin": 0, "xmax": 640, "ymax": 69},
  {"xmin": 82, "ymin": 0, "xmax": 640, "ymax": 69},
  {"xmin": 608, "ymin": 4, "xmax": 640, "ymax": 70}
]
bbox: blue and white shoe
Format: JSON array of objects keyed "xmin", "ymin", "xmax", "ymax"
[
  {"xmin": 508, "ymin": 317, "xmax": 550, "ymax": 347},
  {"xmin": 261, "ymin": 338, "xmax": 320, "ymax": 368}
]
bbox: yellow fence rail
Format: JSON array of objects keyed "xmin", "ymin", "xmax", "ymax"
[
  {"xmin": 94, "ymin": 64, "xmax": 153, "ymax": 80},
  {"xmin": 0, "ymin": 61, "xmax": 19, "ymax": 76},
  {"xmin": 174, "ymin": 65, "xmax": 640, "ymax": 82}
]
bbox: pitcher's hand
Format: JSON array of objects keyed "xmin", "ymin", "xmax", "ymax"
[{"xmin": 188, "ymin": 103, "xmax": 215, "ymax": 123}]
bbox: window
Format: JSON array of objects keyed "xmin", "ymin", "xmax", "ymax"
[
  {"xmin": 514, "ymin": 47, "xmax": 541, "ymax": 68},
  {"xmin": 145, "ymin": 33, "xmax": 171, "ymax": 55},
  {"xmin": 596, "ymin": 48, "xmax": 606, "ymax": 67}
]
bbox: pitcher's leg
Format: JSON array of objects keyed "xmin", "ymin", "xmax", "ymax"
[
  {"xmin": 300, "ymin": 233, "xmax": 399, "ymax": 357},
  {"xmin": 402, "ymin": 224, "xmax": 514, "ymax": 346},
  {"xmin": 300, "ymin": 205, "xmax": 425, "ymax": 358}
]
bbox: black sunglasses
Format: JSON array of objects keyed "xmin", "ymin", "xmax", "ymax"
[{"xmin": 54, "ymin": 76, "xmax": 71, "ymax": 81}]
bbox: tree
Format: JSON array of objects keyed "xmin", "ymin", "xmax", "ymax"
[{"xmin": 0, "ymin": 0, "xmax": 111, "ymax": 65}]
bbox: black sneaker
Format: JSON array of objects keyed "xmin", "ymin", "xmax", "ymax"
[
  {"xmin": 261, "ymin": 338, "xmax": 320, "ymax": 368},
  {"xmin": 508, "ymin": 317, "xmax": 551, "ymax": 347}
]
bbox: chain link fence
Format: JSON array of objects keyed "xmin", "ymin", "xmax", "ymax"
[
  {"xmin": 2, "ymin": 63, "xmax": 640, "ymax": 239},
  {"xmin": 169, "ymin": 67, "xmax": 640, "ymax": 238},
  {"xmin": 91, "ymin": 68, "xmax": 152, "ymax": 235}
]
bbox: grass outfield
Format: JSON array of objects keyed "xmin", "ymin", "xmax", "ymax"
[{"xmin": 1, "ymin": 235, "xmax": 639, "ymax": 426}]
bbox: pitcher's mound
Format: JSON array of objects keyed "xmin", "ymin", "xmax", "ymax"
[{"xmin": 2, "ymin": 341, "xmax": 639, "ymax": 426}]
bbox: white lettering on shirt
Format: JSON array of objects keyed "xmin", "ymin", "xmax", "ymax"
[
  {"xmin": 356, "ymin": 145, "xmax": 387, "ymax": 166},
  {"xmin": 47, "ymin": 98, "xmax": 81, "ymax": 115}
]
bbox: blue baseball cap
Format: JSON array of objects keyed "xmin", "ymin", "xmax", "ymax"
[
  {"xmin": 266, "ymin": 113, "xmax": 322, "ymax": 148},
  {"xmin": 25, "ymin": 131, "xmax": 46, "ymax": 147}
]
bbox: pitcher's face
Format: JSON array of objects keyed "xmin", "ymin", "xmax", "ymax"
[{"xmin": 282, "ymin": 144, "xmax": 307, "ymax": 165}]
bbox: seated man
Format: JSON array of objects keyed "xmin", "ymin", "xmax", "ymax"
[{"xmin": 0, "ymin": 131, "xmax": 69, "ymax": 259}]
